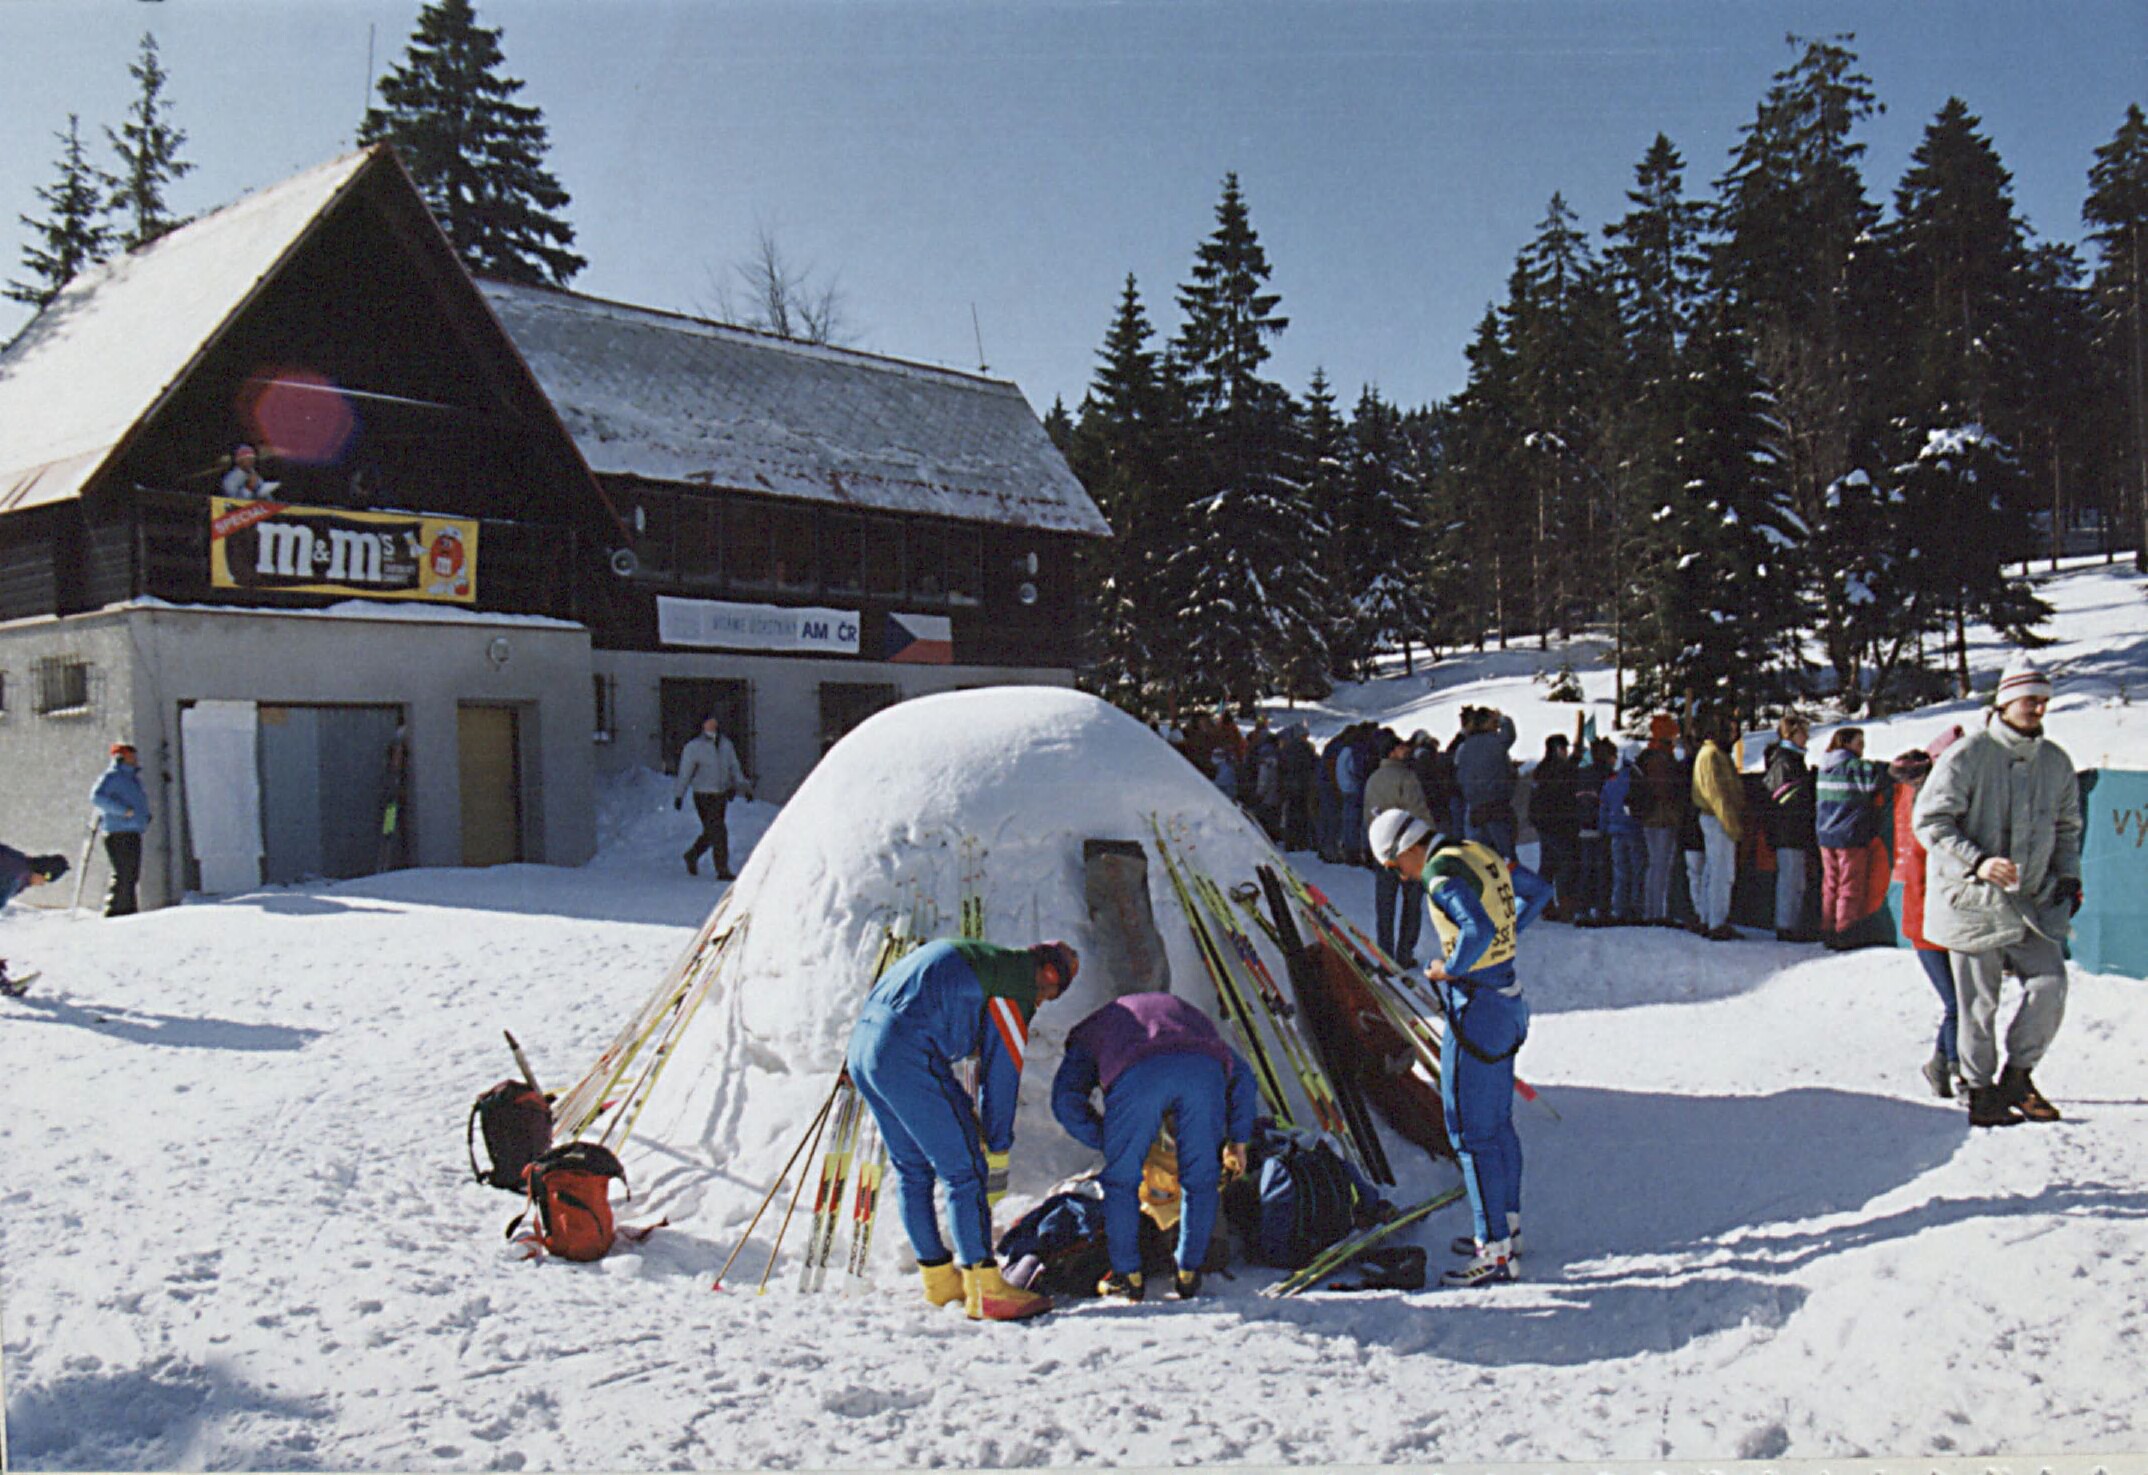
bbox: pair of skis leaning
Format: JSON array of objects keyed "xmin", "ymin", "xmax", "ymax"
[{"xmin": 1148, "ymin": 816, "xmax": 1394, "ymax": 1187}]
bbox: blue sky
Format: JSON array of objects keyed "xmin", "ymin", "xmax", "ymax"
[{"xmin": 3, "ymin": 0, "xmax": 2141, "ymax": 415}]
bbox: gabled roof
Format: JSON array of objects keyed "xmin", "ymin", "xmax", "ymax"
[
  {"xmin": 479, "ymin": 280, "xmax": 1110, "ymax": 538},
  {"xmin": 0, "ymin": 151, "xmax": 375, "ymax": 514}
]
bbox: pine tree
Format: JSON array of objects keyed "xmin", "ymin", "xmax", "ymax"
[
  {"xmin": 1508, "ymin": 193, "xmax": 1618, "ymax": 643},
  {"xmin": 1889, "ymin": 422, "xmax": 2050, "ymax": 697},
  {"xmin": 105, "ymin": 33, "xmax": 194, "ymax": 251},
  {"xmin": 1714, "ymin": 33, "xmax": 1889, "ymax": 694},
  {"xmin": 1603, "ymin": 135, "xmax": 1713, "ymax": 720},
  {"xmin": 2083, "ymin": 102, "xmax": 2148, "ymax": 572},
  {"xmin": 1298, "ymin": 369, "xmax": 1355, "ymax": 671},
  {"xmin": 7, "ymin": 115, "xmax": 114, "ymax": 309},
  {"xmin": 1440, "ymin": 308, "xmax": 1530, "ymax": 649},
  {"xmin": 1627, "ymin": 303, "xmax": 1803, "ymax": 718},
  {"xmin": 360, "ymin": 0, "xmax": 586, "ymax": 286},
  {"xmin": 1346, "ymin": 384, "xmax": 1437, "ymax": 676},
  {"xmin": 1167, "ymin": 175, "xmax": 1329, "ymax": 707},
  {"xmin": 1067, "ymin": 275, "xmax": 1190, "ymax": 719},
  {"xmin": 1887, "ymin": 97, "xmax": 2034, "ymax": 425}
]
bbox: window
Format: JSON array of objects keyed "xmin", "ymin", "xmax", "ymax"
[
  {"xmin": 626, "ymin": 488, "xmax": 676, "ymax": 579},
  {"xmin": 33, "ymin": 657, "xmax": 90, "ymax": 716},
  {"xmin": 946, "ymin": 526, "xmax": 982, "ymax": 605},
  {"xmin": 862, "ymin": 519, "xmax": 903, "ymax": 597},
  {"xmin": 908, "ymin": 522, "xmax": 947, "ymax": 601},
  {"xmin": 0, "ymin": 670, "xmax": 8, "ymax": 717},
  {"xmin": 727, "ymin": 501, "xmax": 772, "ymax": 586},
  {"xmin": 822, "ymin": 514, "xmax": 863, "ymax": 593},
  {"xmin": 773, "ymin": 507, "xmax": 819, "ymax": 591},
  {"xmin": 818, "ymin": 682, "xmax": 898, "ymax": 756},
  {"xmin": 676, "ymin": 499, "xmax": 722, "ymax": 588},
  {"xmin": 592, "ymin": 673, "xmax": 617, "ymax": 743}
]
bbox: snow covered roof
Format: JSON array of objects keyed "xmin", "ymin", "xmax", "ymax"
[
  {"xmin": 479, "ymin": 281, "xmax": 1110, "ymax": 538},
  {"xmin": 0, "ymin": 151, "xmax": 376, "ymax": 514}
]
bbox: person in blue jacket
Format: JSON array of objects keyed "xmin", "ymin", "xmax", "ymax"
[
  {"xmin": 1050, "ymin": 991, "xmax": 1260, "ymax": 1302},
  {"xmin": 0, "ymin": 845, "xmax": 70, "ymax": 995},
  {"xmin": 1369, "ymin": 807, "xmax": 1553, "ymax": 1287},
  {"xmin": 90, "ymin": 741, "xmax": 152, "ymax": 916},
  {"xmin": 1600, "ymin": 742, "xmax": 1647, "ymax": 923},
  {"xmin": 845, "ymin": 936, "xmax": 1076, "ymax": 1322}
]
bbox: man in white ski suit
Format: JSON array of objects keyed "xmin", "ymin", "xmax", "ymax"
[
  {"xmin": 674, "ymin": 716, "xmax": 751, "ymax": 880},
  {"xmin": 1911, "ymin": 659, "xmax": 2082, "ymax": 1128}
]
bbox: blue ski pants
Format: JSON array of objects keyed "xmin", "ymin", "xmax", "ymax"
[
  {"xmin": 1918, "ymin": 948, "xmax": 1958, "ymax": 1064},
  {"xmin": 1099, "ymin": 1053, "xmax": 1228, "ymax": 1277},
  {"xmin": 1441, "ymin": 985, "xmax": 1529, "ymax": 1245},
  {"xmin": 846, "ymin": 1003, "xmax": 994, "ymax": 1267}
]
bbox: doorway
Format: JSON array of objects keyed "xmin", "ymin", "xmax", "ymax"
[{"xmin": 458, "ymin": 704, "xmax": 524, "ymax": 866}]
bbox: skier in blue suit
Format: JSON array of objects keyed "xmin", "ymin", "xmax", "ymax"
[
  {"xmin": 1370, "ymin": 807, "xmax": 1552, "ymax": 1288},
  {"xmin": 1050, "ymin": 992, "xmax": 1260, "ymax": 1301},
  {"xmin": 845, "ymin": 936, "xmax": 1076, "ymax": 1322}
]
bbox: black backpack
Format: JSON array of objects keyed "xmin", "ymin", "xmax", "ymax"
[{"xmin": 468, "ymin": 1079, "xmax": 553, "ymax": 1192}]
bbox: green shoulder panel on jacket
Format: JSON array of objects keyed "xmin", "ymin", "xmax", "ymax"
[{"xmin": 949, "ymin": 938, "xmax": 1039, "ymax": 1018}]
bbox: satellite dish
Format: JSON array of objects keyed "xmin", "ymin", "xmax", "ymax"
[
  {"xmin": 1017, "ymin": 581, "xmax": 1039, "ymax": 606},
  {"xmin": 1013, "ymin": 551, "xmax": 1040, "ymax": 577},
  {"xmin": 609, "ymin": 547, "xmax": 640, "ymax": 578}
]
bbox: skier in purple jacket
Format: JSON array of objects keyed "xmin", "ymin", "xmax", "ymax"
[{"xmin": 1051, "ymin": 992, "xmax": 1260, "ymax": 1301}]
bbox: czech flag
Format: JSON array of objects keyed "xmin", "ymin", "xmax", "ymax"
[{"xmin": 884, "ymin": 611, "xmax": 953, "ymax": 665}]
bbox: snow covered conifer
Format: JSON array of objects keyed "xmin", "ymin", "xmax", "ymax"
[
  {"xmin": 1068, "ymin": 275, "xmax": 1192, "ymax": 719},
  {"xmin": 104, "ymin": 34, "xmax": 194, "ymax": 252},
  {"xmin": 1345, "ymin": 384, "xmax": 1437, "ymax": 677},
  {"xmin": 7, "ymin": 115, "xmax": 114, "ymax": 309},
  {"xmin": 360, "ymin": 0, "xmax": 586, "ymax": 287},
  {"xmin": 2083, "ymin": 103, "xmax": 2148, "ymax": 572},
  {"xmin": 1167, "ymin": 175, "xmax": 1330, "ymax": 707}
]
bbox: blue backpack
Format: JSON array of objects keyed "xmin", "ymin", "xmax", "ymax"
[{"xmin": 1227, "ymin": 1127, "xmax": 1369, "ymax": 1269}]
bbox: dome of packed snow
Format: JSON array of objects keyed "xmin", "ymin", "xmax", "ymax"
[{"xmin": 602, "ymin": 685, "xmax": 1290, "ymax": 1223}]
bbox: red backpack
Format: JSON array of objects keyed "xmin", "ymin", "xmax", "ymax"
[{"xmin": 508, "ymin": 1143, "xmax": 629, "ymax": 1261}]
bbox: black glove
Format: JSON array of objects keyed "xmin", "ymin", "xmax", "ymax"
[
  {"xmin": 673, "ymin": 795, "xmax": 683, "ymax": 811},
  {"xmin": 2052, "ymin": 876, "xmax": 2083, "ymax": 915}
]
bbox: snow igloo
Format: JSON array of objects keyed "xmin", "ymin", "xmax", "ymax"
[{"xmin": 573, "ymin": 685, "xmax": 1312, "ymax": 1252}]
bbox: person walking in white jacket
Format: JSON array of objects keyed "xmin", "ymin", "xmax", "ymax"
[
  {"xmin": 1911, "ymin": 660, "xmax": 2083, "ymax": 1128},
  {"xmin": 674, "ymin": 716, "xmax": 752, "ymax": 881}
]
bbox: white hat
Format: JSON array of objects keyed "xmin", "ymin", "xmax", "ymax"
[
  {"xmin": 1368, "ymin": 808, "xmax": 1437, "ymax": 865},
  {"xmin": 1995, "ymin": 659, "xmax": 2052, "ymax": 706}
]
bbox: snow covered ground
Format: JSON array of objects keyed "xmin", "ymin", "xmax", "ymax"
[{"xmin": 3, "ymin": 560, "xmax": 2146, "ymax": 1471}]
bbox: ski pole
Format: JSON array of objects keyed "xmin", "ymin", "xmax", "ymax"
[
  {"xmin": 712, "ymin": 1074, "xmax": 843, "ymax": 1290},
  {"xmin": 70, "ymin": 815, "xmax": 100, "ymax": 916},
  {"xmin": 755, "ymin": 1079, "xmax": 842, "ymax": 1294},
  {"xmin": 504, "ymin": 1030, "xmax": 542, "ymax": 1093}
]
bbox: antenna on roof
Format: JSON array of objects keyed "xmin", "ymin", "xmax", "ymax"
[
  {"xmin": 970, "ymin": 303, "xmax": 989, "ymax": 375},
  {"xmin": 363, "ymin": 23, "xmax": 376, "ymax": 119}
]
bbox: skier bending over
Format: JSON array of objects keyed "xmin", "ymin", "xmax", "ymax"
[
  {"xmin": 1049, "ymin": 991, "xmax": 1260, "ymax": 1302},
  {"xmin": 845, "ymin": 936, "xmax": 1076, "ymax": 1322},
  {"xmin": 1369, "ymin": 808, "xmax": 1552, "ymax": 1287},
  {"xmin": 0, "ymin": 845, "xmax": 71, "ymax": 995}
]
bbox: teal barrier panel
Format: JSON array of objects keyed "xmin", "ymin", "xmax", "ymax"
[{"xmin": 2076, "ymin": 769, "xmax": 2148, "ymax": 981}]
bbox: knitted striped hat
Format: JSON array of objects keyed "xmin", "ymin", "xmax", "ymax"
[{"xmin": 1994, "ymin": 660, "xmax": 2052, "ymax": 707}]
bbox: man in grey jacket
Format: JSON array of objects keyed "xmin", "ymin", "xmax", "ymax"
[
  {"xmin": 1911, "ymin": 660, "xmax": 2083, "ymax": 1127},
  {"xmin": 675, "ymin": 715, "xmax": 752, "ymax": 880},
  {"xmin": 1363, "ymin": 728, "xmax": 1434, "ymax": 966}
]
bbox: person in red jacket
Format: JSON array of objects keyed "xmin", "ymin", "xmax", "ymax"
[{"xmin": 1892, "ymin": 726, "xmax": 1965, "ymax": 1098}]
